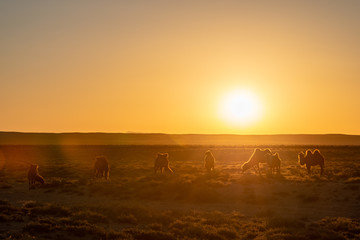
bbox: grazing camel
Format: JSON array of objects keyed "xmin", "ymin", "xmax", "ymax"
[
  {"xmin": 154, "ymin": 153, "xmax": 173, "ymax": 174},
  {"xmin": 266, "ymin": 152, "xmax": 281, "ymax": 174},
  {"xmin": 94, "ymin": 156, "xmax": 110, "ymax": 179},
  {"xmin": 298, "ymin": 149, "xmax": 325, "ymax": 176},
  {"xmin": 204, "ymin": 150, "xmax": 215, "ymax": 172},
  {"xmin": 241, "ymin": 148, "xmax": 272, "ymax": 174},
  {"xmin": 28, "ymin": 164, "xmax": 45, "ymax": 189}
]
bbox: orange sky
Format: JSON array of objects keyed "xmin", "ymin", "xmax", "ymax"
[{"xmin": 1, "ymin": 1, "xmax": 360, "ymax": 134}]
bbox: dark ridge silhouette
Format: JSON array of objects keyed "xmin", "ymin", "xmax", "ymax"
[{"xmin": 0, "ymin": 132, "xmax": 360, "ymax": 145}]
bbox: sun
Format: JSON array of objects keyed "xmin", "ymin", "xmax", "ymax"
[{"xmin": 219, "ymin": 89, "xmax": 262, "ymax": 126}]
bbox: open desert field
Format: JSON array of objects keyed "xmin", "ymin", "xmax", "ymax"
[
  {"xmin": 3, "ymin": 1, "xmax": 360, "ymax": 239},
  {"xmin": 1, "ymin": 145, "xmax": 360, "ymax": 240}
]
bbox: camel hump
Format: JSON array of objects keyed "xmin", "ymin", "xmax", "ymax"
[
  {"xmin": 314, "ymin": 149, "xmax": 324, "ymax": 159},
  {"xmin": 305, "ymin": 149, "xmax": 313, "ymax": 156},
  {"xmin": 313, "ymin": 149, "xmax": 322, "ymax": 156}
]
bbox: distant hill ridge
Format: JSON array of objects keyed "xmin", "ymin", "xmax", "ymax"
[{"xmin": 0, "ymin": 132, "xmax": 360, "ymax": 145}]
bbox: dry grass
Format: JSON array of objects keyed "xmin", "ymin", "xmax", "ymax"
[
  {"xmin": 0, "ymin": 145, "xmax": 359, "ymax": 239},
  {"xmin": 0, "ymin": 199, "xmax": 358, "ymax": 239}
]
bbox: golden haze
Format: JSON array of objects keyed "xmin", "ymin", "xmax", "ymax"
[{"xmin": 0, "ymin": 1, "xmax": 359, "ymax": 134}]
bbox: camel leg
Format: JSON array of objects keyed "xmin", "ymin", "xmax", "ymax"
[
  {"xmin": 256, "ymin": 163, "xmax": 261, "ymax": 175},
  {"xmin": 307, "ymin": 165, "xmax": 311, "ymax": 175},
  {"xmin": 30, "ymin": 179, "xmax": 35, "ymax": 189}
]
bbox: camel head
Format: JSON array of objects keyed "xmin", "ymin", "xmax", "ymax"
[
  {"xmin": 241, "ymin": 162, "xmax": 251, "ymax": 173},
  {"xmin": 273, "ymin": 152, "xmax": 280, "ymax": 161},
  {"xmin": 298, "ymin": 152, "xmax": 306, "ymax": 165},
  {"xmin": 157, "ymin": 153, "xmax": 168, "ymax": 159},
  {"xmin": 30, "ymin": 164, "xmax": 38, "ymax": 171}
]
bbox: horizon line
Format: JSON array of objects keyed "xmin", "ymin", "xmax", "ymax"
[{"xmin": 0, "ymin": 131, "xmax": 358, "ymax": 136}]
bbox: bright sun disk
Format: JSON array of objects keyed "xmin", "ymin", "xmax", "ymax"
[{"xmin": 219, "ymin": 89, "xmax": 262, "ymax": 126}]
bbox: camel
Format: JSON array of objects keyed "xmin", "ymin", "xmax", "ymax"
[
  {"xmin": 28, "ymin": 164, "xmax": 45, "ymax": 189},
  {"xmin": 298, "ymin": 149, "xmax": 325, "ymax": 176},
  {"xmin": 204, "ymin": 150, "xmax": 215, "ymax": 172},
  {"xmin": 94, "ymin": 156, "xmax": 110, "ymax": 179},
  {"xmin": 241, "ymin": 148, "xmax": 272, "ymax": 174},
  {"xmin": 154, "ymin": 153, "xmax": 173, "ymax": 174},
  {"xmin": 266, "ymin": 152, "xmax": 281, "ymax": 174}
]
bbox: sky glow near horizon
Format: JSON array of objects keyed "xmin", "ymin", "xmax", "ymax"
[{"xmin": 1, "ymin": 0, "xmax": 360, "ymax": 134}]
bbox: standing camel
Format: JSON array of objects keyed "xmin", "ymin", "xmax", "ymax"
[{"xmin": 298, "ymin": 149, "xmax": 325, "ymax": 176}]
